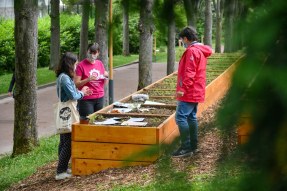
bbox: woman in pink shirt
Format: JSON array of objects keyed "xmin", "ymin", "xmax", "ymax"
[{"xmin": 74, "ymin": 42, "xmax": 109, "ymax": 118}]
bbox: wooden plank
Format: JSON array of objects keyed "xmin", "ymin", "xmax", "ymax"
[
  {"xmin": 72, "ymin": 158, "xmax": 151, "ymax": 175},
  {"xmin": 157, "ymin": 114, "xmax": 177, "ymax": 144},
  {"xmin": 72, "ymin": 142, "xmax": 159, "ymax": 162},
  {"xmin": 204, "ymin": 80, "xmax": 230, "ymax": 107},
  {"xmin": 72, "ymin": 124, "xmax": 157, "ymax": 144},
  {"xmin": 196, "ymin": 102, "xmax": 209, "ymax": 116},
  {"xmin": 160, "ymin": 127, "xmax": 180, "ymax": 145},
  {"xmin": 238, "ymin": 135, "xmax": 249, "ymax": 145},
  {"xmin": 205, "ymin": 71, "xmax": 228, "ymax": 99},
  {"xmin": 238, "ymin": 118, "xmax": 254, "ymax": 136}
]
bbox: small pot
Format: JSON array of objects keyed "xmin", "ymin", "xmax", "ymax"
[{"xmin": 79, "ymin": 116, "xmax": 90, "ymax": 124}]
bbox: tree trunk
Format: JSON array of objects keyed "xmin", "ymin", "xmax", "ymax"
[
  {"xmin": 204, "ymin": 0, "xmax": 212, "ymax": 47},
  {"xmin": 183, "ymin": 0, "xmax": 201, "ymax": 30},
  {"xmin": 232, "ymin": 0, "xmax": 239, "ymax": 52},
  {"xmin": 122, "ymin": 0, "xmax": 130, "ymax": 56},
  {"xmin": 137, "ymin": 0, "xmax": 155, "ymax": 90},
  {"xmin": 214, "ymin": 0, "xmax": 224, "ymax": 53},
  {"xmin": 49, "ymin": 0, "xmax": 60, "ymax": 70},
  {"xmin": 224, "ymin": 0, "xmax": 235, "ymax": 53},
  {"xmin": 79, "ymin": 0, "xmax": 90, "ymax": 61},
  {"xmin": 94, "ymin": 0, "xmax": 110, "ymax": 106},
  {"xmin": 13, "ymin": 0, "xmax": 39, "ymax": 157},
  {"xmin": 166, "ymin": 0, "xmax": 175, "ymax": 75}
]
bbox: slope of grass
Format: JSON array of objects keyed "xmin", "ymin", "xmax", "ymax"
[{"xmin": 0, "ymin": 135, "xmax": 59, "ymax": 190}]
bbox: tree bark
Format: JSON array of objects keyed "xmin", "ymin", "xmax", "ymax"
[
  {"xmin": 214, "ymin": 0, "xmax": 224, "ymax": 53},
  {"xmin": 122, "ymin": 0, "xmax": 130, "ymax": 56},
  {"xmin": 166, "ymin": 0, "xmax": 175, "ymax": 75},
  {"xmin": 224, "ymin": 0, "xmax": 235, "ymax": 53},
  {"xmin": 49, "ymin": 0, "xmax": 60, "ymax": 70},
  {"xmin": 137, "ymin": 0, "xmax": 155, "ymax": 90},
  {"xmin": 204, "ymin": 0, "xmax": 212, "ymax": 47},
  {"xmin": 94, "ymin": 0, "xmax": 110, "ymax": 106},
  {"xmin": 183, "ymin": 0, "xmax": 201, "ymax": 30},
  {"xmin": 13, "ymin": 0, "xmax": 39, "ymax": 157},
  {"xmin": 79, "ymin": 0, "xmax": 90, "ymax": 61}
]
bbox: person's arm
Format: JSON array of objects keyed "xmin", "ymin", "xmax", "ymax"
[
  {"xmin": 74, "ymin": 75, "xmax": 98, "ymax": 88},
  {"xmin": 103, "ymin": 71, "xmax": 109, "ymax": 85},
  {"xmin": 8, "ymin": 72, "xmax": 15, "ymax": 96},
  {"xmin": 61, "ymin": 75, "xmax": 84, "ymax": 101},
  {"xmin": 178, "ymin": 50, "xmax": 197, "ymax": 93}
]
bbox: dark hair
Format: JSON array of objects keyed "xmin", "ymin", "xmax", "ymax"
[
  {"xmin": 55, "ymin": 52, "xmax": 78, "ymax": 78},
  {"xmin": 179, "ymin": 26, "xmax": 198, "ymax": 42},
  {"xmin": 87, "ymin": 42, "xmax": 100, "ymax": 54}
]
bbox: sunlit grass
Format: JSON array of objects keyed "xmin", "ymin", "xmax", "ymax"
[{"xmin": 0, "ymin": 135, "xmax": 59, "ymax": 190}]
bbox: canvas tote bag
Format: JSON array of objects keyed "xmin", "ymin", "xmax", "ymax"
[{"xmin": 53, "ymin": 74, "xmax": 79, "ymax": 134}]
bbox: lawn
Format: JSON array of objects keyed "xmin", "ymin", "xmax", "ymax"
[
  {"xmin": 0, "ymin": 135, "xmax": 60, "ymax": 190},
  {"xmin": 0, "ymin": 55, "xmax": 139, "ymax": 95}
]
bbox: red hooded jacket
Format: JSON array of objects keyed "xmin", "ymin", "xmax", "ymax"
[{"xmin": 175, "ymin": 43, "xmax": 212, "ymax": 103}]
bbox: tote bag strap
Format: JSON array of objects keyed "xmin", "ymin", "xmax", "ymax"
[{"xmin": 58, "ymin": 74, "xmax": 65, "ymax": 103}]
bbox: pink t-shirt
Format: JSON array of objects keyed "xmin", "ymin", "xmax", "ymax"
[{"xmin": 75, "ymin": 59, "xmax": 105, "ymax": 100}]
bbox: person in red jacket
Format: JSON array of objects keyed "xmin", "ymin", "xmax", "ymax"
[{"xmin": 172, "ymin": 26, "xmax": 212, "ymax": 157}]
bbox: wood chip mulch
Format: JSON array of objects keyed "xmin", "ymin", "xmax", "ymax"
[{"xmin": 7, "ymin": 96, "xmax": 238, "ymax": 191}]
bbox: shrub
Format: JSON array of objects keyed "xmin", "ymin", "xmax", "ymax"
[
  {"xmin": 0, "ymin": 14, "xmax": 96, "ymax": 75},
  {"xmin": 159, "ymin": 46, "xmax": 166, "ymax": 52}
]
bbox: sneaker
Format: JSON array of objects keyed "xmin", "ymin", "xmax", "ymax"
[
  {"xmin": 55, "ymin": 172, "xmax": 72, "ymax": 180},
  {"xmin": 66, "ymin": 168, "xmax": 72, "ymax": 174},
  {"xmin": 171, "ymin": 147, "xmax": 193, "ymax": 157},
  {"xmin": 192, "ymin": 149, "xmax": 200, "ymax": 153}
]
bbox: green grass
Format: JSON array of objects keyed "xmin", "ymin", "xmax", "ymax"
[
  {"xmin": 109, "ymin": 54, "xmax": 139, "ymax": 68},
  {"xmin": 0, "ymin": 67, "xmax": 57, "ymax": 95},
  {"xmin": 0, "ymin": 134, "xmax": 60, "ymax": 190},
  {"xmin": 0, "ymin": 55, "xmax": 139, "ymax": 95}
]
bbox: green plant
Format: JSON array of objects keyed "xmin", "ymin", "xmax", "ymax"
[
  {"xmin": 0, "ymin": 135, "xmax": 59, "ymax": 190},
  {"xmin": 159, "ymin": 46, "xmax": 166, "ymax": 52}
]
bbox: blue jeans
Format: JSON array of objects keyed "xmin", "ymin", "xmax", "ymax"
[{"xmin": 175, "ymin": 100, "xmax": 198, "ymax": 150}]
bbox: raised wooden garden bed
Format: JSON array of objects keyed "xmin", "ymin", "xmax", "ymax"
[{"xmin": 71, "ymin": 53, "xmax": 245, "ymax": 175}]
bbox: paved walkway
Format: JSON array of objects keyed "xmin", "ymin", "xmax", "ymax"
[{"xmin": 0, "ymin": 61, "xmax": 179, "ymax": 155}]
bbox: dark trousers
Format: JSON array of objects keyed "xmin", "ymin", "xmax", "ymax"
[
  {"xmin": 57, "ymin": 133, "xmax": 71, "ymax": 174},
  {"xmin": 78, "ymin": 97, "xmax": 104, "ymax": 117}
]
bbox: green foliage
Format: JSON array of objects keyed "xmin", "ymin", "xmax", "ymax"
[
  {"xmin": 0, "ymin": 135, "xmax": 59, "ymax": 190},
  {"xmin": 215, "ymin": 0, "xmax": 287, "ymax": 190},
  {"xmin": 0, "ymin": 67, "xmax": 57, "ymax": 94},
  {"xmin": 0, "ymin": 14, "xmax": 96, "ymax": 75},
  {"xmin": 159, "ymin": 46, "xmax": 166, "ymax": 52},
  {"xmin": 0, "ymin": 19, "xmax": 15, "ymax": 75}
]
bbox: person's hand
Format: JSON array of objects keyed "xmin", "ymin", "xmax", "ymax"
[
  {"xmin": 176, "ymin": 91, "xmax": 184, "ymax": 98},
  {"xmin": 8, "ymin": 92, "xmax": 12, "ymax": 97},
  {"xmin": 88, "ymin": 75, "xmax": 98, "ymax": 81},
  {"xmin": 81, "ymin": 86, "xmax": 90, "ymax": 96},
  {"xmin": 104, "ymin": 71, "xmax": 109, "ymax": 78},
  {"xmin": 85, "ymin": 89, "xmax": 93, "ymax": 96}
]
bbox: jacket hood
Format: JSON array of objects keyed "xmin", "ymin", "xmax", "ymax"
[{"xmin": 192, "ymin": 44, "xmax": 213, "ymax": 58}]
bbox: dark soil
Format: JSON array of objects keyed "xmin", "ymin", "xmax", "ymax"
[
  {"xmin": 162, "ymin": 78, "xmax": 177, "ymax": 83},
  {"xmin": 90, "ymin": 114, "xmax": 168, "ymax": 127},
  {"xmin": 151, "ymin": 83, "xmax": 177, "ymax": 90},
  {"xmin": 143, "ymin": 90, "xmax": 176, "ymax": 96},
  {"xmin": 125, "ymin": 97, "xmax": 177, "ymax": 105},
  {"xmin": 7, "ymin": 95, "xmax": 238, "ymax": 191},
  {"xmin": 148, "ymin": 98, "xmax": 178, "ymax": 105},
  {"xmin": 129, "ymin": 107, "xmax": 176, "ymax": 115}
]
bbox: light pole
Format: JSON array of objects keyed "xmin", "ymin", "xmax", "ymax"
[{"xmin": 109, "ymin": 0, "xmax": 114, "ymax": 104}]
